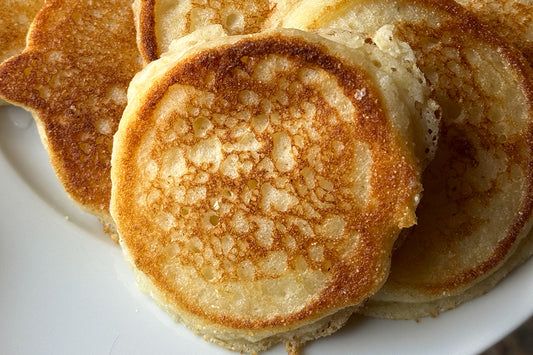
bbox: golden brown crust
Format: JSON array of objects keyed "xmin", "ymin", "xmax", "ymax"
[
  {"xmin": 0, "ymin": 0, "xmax": 142, "ymax": 226},
  {"xmin": 362, "ymin": 225, "xmax": 533, "ymax": 319},
  {"xmin": 136, "ymin": 0, "xmax": 159, "ymax": 63},
  {"xmin": 0, "ymin": 0, "xmax": 43, "ymax": 64},
  {"xmin": 387, "ymin": 0, "xmax": 533, "ymax": 297},
  {"xmin": 456, "ymin": 0, "xmax": 533, "ymax": 65},
  {"xmin": 134, "ymin": 0, "xmax": 284, "ymax": 63},
  {"xmin": 112, "ymin": 29, "xmax": 423, "ymax": 337},
  {"xmin": 288, "ymin": 0, "xmax": 533, "ymax": 304}
]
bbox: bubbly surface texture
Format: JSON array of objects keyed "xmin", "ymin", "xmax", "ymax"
[
  {"xmin": 456, "ymin": 0, "xmax": 533, "ymax": 65},
  {"xmin": 281, "ymin": 0, "xmax": 533, "ymax": 316},
  {"xmin": 0, "ymin": 0, "xmax": 42, "ymax": 64},
  {"xmin": 111, "ymin": 28, "xmax": 427, "ymax": 350},
  {"xmin": 0, "ymin": 0, "xmax": 43, "ymax": 105},
  {"xmin": 0, "ymin": 0, "xmax": 142, "ymax": 234},
  {"xmin": 134, "ymin": 0, "xmax": 300, "ymax": 62}
]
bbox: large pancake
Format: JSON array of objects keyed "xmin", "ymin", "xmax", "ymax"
[
  {"xmin": 0, "ymin": 0, "xmax": 43, "ymax": 105},
  {"xmin": 0, "ymin": 0, "xmax": 142, "ymax": 239},
  {"xmin": 280, "ymin": 0, "xmax": 533, "ymax": 318},
  {"xmin": 111, "ymin": 26, "xmax": 438, "ymax": 352},
  {"xmin": 133, "ymin": 0, "xmax": 301, "ymax": 63},
  {"xmin": 456, "ymin": 0, "xmax": 533, "ymax": 65}
]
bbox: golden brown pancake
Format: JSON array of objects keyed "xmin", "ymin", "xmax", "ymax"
[
  {"xmin": 0, "ymin": 0, "xmax": 142, "ymax": 239},
  {"xmin": 281, "ymin": 0, "xmax": 533, "ymax": 318},
  {"xmin": 456, "ymin": 0, "xmax": 533, "ymax": 65},
  {"xmin": 111, "ymin": 26, "xmax": 437, "ymax": 352},
  {"xmin": 0, "ymin": 0, "xmax": 43, "ymax": 105},
  {"xmin": 0, "ymin": 0, "xmax": 42, "ymax": 64},
  {"xmin": 133, "ymin": 0, "xmax": 301, "ymax": 63},
  {"xmin": 361, "ymin": 229, "xmax": 533, "ymax": 319}
]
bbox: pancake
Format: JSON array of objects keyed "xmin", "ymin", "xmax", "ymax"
[
  {"xmin": 133, "ymin": 0, "xmax": 301, "ymax": 63},
  {"xmin": 456, "ymin": 0, "xmax": 533, "ymax": 65},
  {"xmin": 111, "ymin": 26, "xmax": 438, "ymax": 352},
  {"xmin": 0, "ymin": 0, "xmax": 43, "ymax": 105},
  {"xmin": 361, "ymin": 229, "xmax": 533, "ymax": 319},
  {"xmin": 0, "ymin": 0, "xmax": 142, "ymax": 239},
  {"xmin": 281, "ymin": 0, "xmax": 533, "ymax": 318}
]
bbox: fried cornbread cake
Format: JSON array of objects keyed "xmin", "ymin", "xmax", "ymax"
[
  {"xmin": 133, "ymin": 0, "xmax": 301, "ymax": 63},
  {"xmin": 0, "ymin": 0, "xmax": 43, "ymax": 105},
  {"xmin": 0, "ymin": 0, "xmax": 142, "ymax": 239},
  {"xmin": 281, "ymin": 0, "xmax": 533, "ymax": 318},
  {"xmin": 111, "ymin": 26, "xmax": 439, "ymax": 352},
  {"xmin": 455, "ymin": 0, "xmax": 533, "ymax": 65}
]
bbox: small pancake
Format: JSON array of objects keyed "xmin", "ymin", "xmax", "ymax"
[
  {"xmin": 111, "ymin": 26, "xmax": 437, "ymax": 352},
  {"xmin": 133, "ymin": 0, "xmax": 301, "ymax": 63},
  {"xmin": 0, "ymin": 0, "xmax": 43, "ymax": 105},
  {"xmin": 456, "ymin": 0, "xmax": 533, "ymax": 65},
  {"xmin": 0, "ymin": 0, "xmax": 142, "ymax": 239},
  {"xmin": 281, "ymin": 0, "xmax": 533, "ymax": 318}
]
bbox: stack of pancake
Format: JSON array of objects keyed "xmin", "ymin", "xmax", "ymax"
[{"xmin": 1, "ymin": 0, "xmax": 532, "ymax": 353}]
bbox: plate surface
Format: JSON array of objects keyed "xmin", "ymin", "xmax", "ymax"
[{"xmin": 1, "ymin": 106, "xmax": 532, "ymax": 355}]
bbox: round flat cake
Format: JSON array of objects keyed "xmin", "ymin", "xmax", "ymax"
[
  {"xmin": 281, "ymin": 0, "xmax": 533, "ymax": 318},
  {"xmin": 111, "ymin": 27, "xmax": 438, "ymax": 351},
  {"xmin": 0, "ymin": 0, "xmax": 142, "ymax": 238},
  {"xmin": 456, "ymin": 0, "xmax": 533, "ymax": 65}
]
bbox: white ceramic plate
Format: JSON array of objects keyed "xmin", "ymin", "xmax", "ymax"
[{"xmin": 1, "ymin": 105, "xmax": 532, "ymax": 355}]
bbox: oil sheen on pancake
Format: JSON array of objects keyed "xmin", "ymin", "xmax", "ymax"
[
  {"xmin": 0, "ymin": 0, "xmax": 43, "ymax": 105},
  {"xmin": 281, "ymin": 0, "xmax": 533, "ymax": 318},
  {"xmin": 133, "ymin": 0, "xmax": 300, "ymax": 63},
  {"xmin": 111, "ymin": 27, "xmax": 436, "ymax": 352},
  {"xmin": 0, "ymin": 0, "xmax": 142, "ymax": 239}
]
